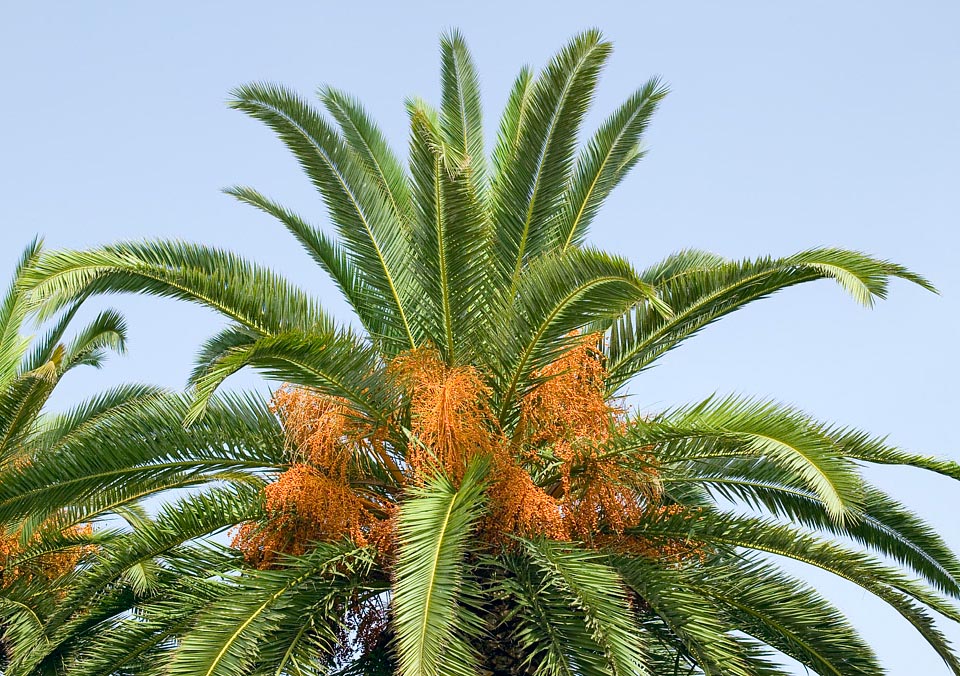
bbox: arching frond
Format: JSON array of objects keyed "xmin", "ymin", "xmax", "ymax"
[
  {"xmin": 688, "ymin": 554, "xmax": 882, "ymax": 676},
  {"xmin": 606, "ymin": 248, "xmax": 935, "ymax": 391},
  {"xmin": 185, "ymin": 326, "xmax": 388, "ymax": 425},
  {"xmin": 663, "ymin": 456, "xmax": 960, "ymax": 597},
  {"xmin": 493, "ymin": 248, "xmax": 668, "ymax": 424},
  {"xmin": 438, "ymin": 29, "xmax": 487, "ymax": 192},
  {"xmin": 168, "ymin": 544, "xmax": 378, "ymax": 676},
  {"xmin": 0, "ymin": 239, "xmax": 42, "ymax": 385},
  {"xmin": 631, "ymin": 508, "xmax": 960, "ymax": 673},
  {"xmin": 520, "ymin": 538, "xmax": 649, "ymax": 676},
  {"xmin": 224, "ymin": 186, "xmax": 374, "ymax": 337},
  {"xmin": 617, "ymin": 395, "xmax": 865, "ymax": 522},
  {"xmin": 555, "ymin": 77, "xmax": 667, "ymax": 252},
  {"xmin": 614, "ymin": 555, "xmax": 770, "ymax": 676},
  {"xmin": 23, "ymin": 240, "xmax": 331, "ymax": 335},
  {"xmin": 321, "ymin": 85, "xmax": 412, "ymax": 224},
  {"xmin": 0, "ymin": 391, "xmax": 283, "ymax": 527}
]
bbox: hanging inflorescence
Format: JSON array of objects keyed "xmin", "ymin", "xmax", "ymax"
[
  {"xmin": 233, "ymin": 335, "xmax": 697, "ymax": 567},
  {"xmin": 0, "ymin": 523, "xmax": 95, "ymax": 589}
]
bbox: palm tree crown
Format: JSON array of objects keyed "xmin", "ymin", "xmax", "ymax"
[{"xmin": 4, "ymin": 28, "xmax": 960, "ymax": 676}]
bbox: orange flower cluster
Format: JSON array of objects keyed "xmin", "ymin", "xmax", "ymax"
[
  {"xmin": 0, "ymin": 523, "xmax": 94, "ymax": 587},
  {"xmin": 510, "ymin": 334, "xmax": 661, "ymax": 542},
  {"xmin": 598, "ymin": 504, "xmax": 707, "ymax": 564},
  {"xmin": 519, "ymin": 334, "xmax": 614, "ymax": 444},
  {"xmin": 390, "ymin": 348, "xmax": 495, "ymax": 482},
  {"xmin": 233, "ymin": 387, "xmax": 394, "ymax": 567},
  {"xmin": 235, "ymin": 334, "xmax": 698, "ymax": 567}
]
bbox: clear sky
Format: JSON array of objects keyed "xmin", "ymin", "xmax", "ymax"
[{"xmin": 2, "ymin": 2, "xmax": 958, "ymax": 673}]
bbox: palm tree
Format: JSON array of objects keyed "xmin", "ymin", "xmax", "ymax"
[
  {"xmin": 0, "ymin": 242, "xmax": 287, "ymax": 675},
  {"xmin": 6, "ymin": 29, "xmax": 960, "ymax": 676},
  {"xmin": 0, "ymin": 238, "xmax": 128, "ymax": 659}
]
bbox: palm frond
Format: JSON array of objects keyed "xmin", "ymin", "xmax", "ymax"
[
  {"xmin": 606, "ymin": 248, "xmax": 935, "ymax": 391},
  {"xmin": 614, "ymin": 555, "xmax": 766, "ymax": 676},
  {"xmin": 59, "ymin": 308, "xmax": 127, "ymax": 372},
  {"xmin": 438, "ymin": 29, "xmax": 487, "ymax": 192},
  {"xmin": 619, "ymin": 395, "xmax": 865, "ymax": 522},
  {"xmin": 23, "ymin": 240, "xmax": 331, "ymax": 335},
  {"xmin": 0, "ymin": 391, "xmax": 283, "ymax": 527},
  {"xmin": 520, "ymin": 538, "xmax": 648, "ymax": 676},
  {"xmin": 185, "ymin": 326, "xmax": 388, "ymax": 425},
  {"xmin": 555, "ymin": 78, "xmax": 667, "ymax": 251},
  {"xmin": 225, "ymin": 186, "xmax": 376, "ymax": 337},
  {"xmin": 632, "ymin": 508, "xmax": 960, "ymax": 673},
  {"xmin": 393, "ymin": 458, "xmax": 489, "ymax": 676},
  {"xmin": 321, "ymin": 85, "xmax": 412, "ymax": 224},
  {"xmin": 688, "ymin": 554, "xmax": 882, "ymax": 676},
  {"xmin": 167, "ymin": 544, "xmax": 378, "ymax": 676},
  {"xmin": 230, "ymin": 82, "xmax": 418, "ymax": 353},
  {"xmin": 406, "ymin": 98, "xmax": 490, "ymax": 363},
  {"xmin": 664, "ymin": 457, "xmax": 960, "ymax": 597},
  {"xmin": 493, "ymin": 248, "xmax": 668, "ymax": 425},
  {"xmin": 491, "ymin": 29, "xmax": 611, "ymax": 286},
  {"xmin": 0, "ymin": 238, "xmax": 42, "ymax": 385}
]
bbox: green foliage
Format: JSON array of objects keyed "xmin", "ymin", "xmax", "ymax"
[
  {"xmin": 2, "ymin": 28, "xmax": 954, "ymax": 676},
  {"xmin": 392, "ymin": 460, "xmax": 488, "ymax": 676}
]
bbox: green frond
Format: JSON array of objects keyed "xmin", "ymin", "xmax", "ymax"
[
  {"xmin": 167, "ymin": 544, "xmax": 378, "ymax": 676},
  {"xmin": 0, "ymin": 578, "xmax": 53, "ymax": 674},
  {"xmin": 664, "ymin": 457, "xmax": 960, "ymax": 596},
  {"xmin": 689, "ymin": 554, "xmax": 882, "ymax": 675},
  {"xmin": 407, "ymin": 98, "xmax": 490, "ymax": 363},
  {"xmin": 493, "ymin": 247, "xmax": 669, "ymax": 425},
  {"xmin": 491, "ymin": 65, "xmax": 534, "ymax": 192},
  {"xmin": 620, "ymin": 395, "xmax": 865, "ymax": 522},
  {"xmin": 439, "ymin": 29, "xmax": 487, "ymax": 191},
  {"xmin": 0, "ymin": 391, "xmax": 283, "ymax": 527},
  {"xmin": 829, "ymin": 427, "xmax": 960, "ymax": 480},
  {"xmin": 520, "ymin": 538, "xmax": 648, "ymax": 676},
  {"xmin": 632, "ymin": 508, "xmax": 960, "ymax": 673},
  {"xmin": 54, "ymin": 575, "xmax": 228, "ymax": 676},
  {"xmin": 0, "ymin": 238, "xmax": 42, "ymax": 386},
  {"xmin": 23, "ymin": 240, "xmax": 331, "ymax": 335},
  {"xmin": 606, "ymin": 248, "xmax": 935, "ymax": 391},
  {"xmin": 320, "ymin": 85, "xmax": 413, "ymax": 224},
  {"xmin": 491, "ymin": 29, "xmax": 612, "ymax": 286},
  {"xmin": 613, "ymin": 555, "xmax": 763, "ymax": 676},
  {"xmin": 0, "ymin": 359, "xmax": 77, "ymax": 460},
  {"xmin": 186, "ymin": 327, "xmax": 389, "ymax": 425},
  {"xmin": 59, "ymin": 307, "xmax": 127, "ymax": 372},
  {"xmin": 556, "ymin": 77, "xmax": 667, "ymax": 251},
  {"xmin": 225, "ymin": 186, "xmax": 377, "ymax": 338},
  {"xmin": 230, "ymin": 82, "xmax": 418, "ymax": 353},
  {"xmin": 18, "ymin": 300, "xmax": 82, "ymax": 375},
  {"xmin": 393, "ymin": 458, "xmax": 489, "ymax": 676},
  {"xmin": 498, "ymin": 552, "xmax": 608, "ymax": 676},
  {"xmin": 45, "ymin": 486, "xmax": 262, "ymax": 633}
]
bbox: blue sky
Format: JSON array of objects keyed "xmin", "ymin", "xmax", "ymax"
[{"xmin": 2, "ymin": 2, "xmax": 958, "ymax": 672}]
